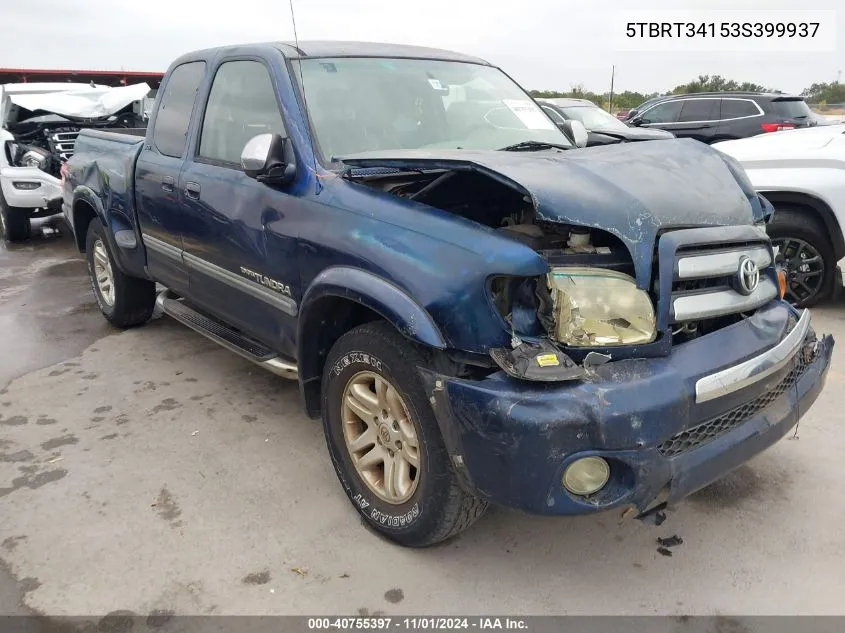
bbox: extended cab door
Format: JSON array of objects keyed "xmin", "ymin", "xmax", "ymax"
[
  {"xmin": 178, "ymin": 58, "xmax": 299, "ymax": 356},
  {"xmin": 135, "ymin": 60, "xmax": 207, "ymax": 293}
]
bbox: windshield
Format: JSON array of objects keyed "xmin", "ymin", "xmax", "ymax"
[
  {"xmin": 558, "ymin": 105, "xmax": 628, "ymax": 131},
  {"xmin": 293, "ymin": 57, "xmax": 572, "ymax": 161}
]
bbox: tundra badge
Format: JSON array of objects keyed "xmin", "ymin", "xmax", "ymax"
[{"xmin": 240, "ymin": 267, "xmax": 292, "ymax": 296}]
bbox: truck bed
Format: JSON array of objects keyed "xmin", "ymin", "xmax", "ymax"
[{"xmin": 65, "ymin": 128, "xmax": 148, "ymax": 276}]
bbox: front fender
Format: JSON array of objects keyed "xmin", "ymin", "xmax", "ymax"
[{"xmin": 299, "ymin": 266, "xmax": 447, "ymax": 349}]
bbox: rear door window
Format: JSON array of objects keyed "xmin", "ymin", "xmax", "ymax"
[
  {"xmin": 719, "ymin": 99, "xmax": 761, "ymax": 119},
  {"xmin": 770, "ymin": 99, "xmax": 812, "ymax": 118},
  {"xmin": 678, "ymin": 99, "xmax": 719, "ymax": 122},
  {"xmin": 640, "ymin": 100, "xmax": 682, "ymax": 124},
  {"xmin": 198, "ymin": 60, "xmax": 286, "ymax": 166},
  {"xmin": 153, "ymin": 61, "xmax": 207, "ymax": 158}
]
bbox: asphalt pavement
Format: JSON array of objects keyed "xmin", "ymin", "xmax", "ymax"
[{"xmin": 1, "ymin": 222, "xmax": 844, "ymax": 621}]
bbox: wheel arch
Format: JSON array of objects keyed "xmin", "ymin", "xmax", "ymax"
[
  {"xmin": 297, "ymin": 267, "xmax": 448, "ymax": 418},
  {"xmin": 761, "ymin": 190, "xmax": 845, "ymax": 260}
]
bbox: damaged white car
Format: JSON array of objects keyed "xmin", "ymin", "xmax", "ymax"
[{"xmin": 0, "ymin": 82, "xmax": 150, "ymax": 241}]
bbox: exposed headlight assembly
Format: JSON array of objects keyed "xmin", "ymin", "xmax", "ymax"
[
  {"xmin": 19, "ymin": 148, "xmax": 50, "ymax": 172},
  {"xmin": 548, "ymin": 267, "xmax": 656, "ymax": 346}
]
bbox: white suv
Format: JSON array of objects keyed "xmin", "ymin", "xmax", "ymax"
[{"xmin": 714, "ymin": 125, "xmax": 845, "ymax": 306}]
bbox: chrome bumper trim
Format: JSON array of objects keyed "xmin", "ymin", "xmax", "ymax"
[
  {"xmin": 695, "ymin": 308, "xmax": 811, "ymax": 404},
  {"xmin": 673, "ymin": 278, "xmax": 778, "ymax": 322},
  {"xmin": 677, "ymin": 246, "xmax": 771, "ymax": 280}
]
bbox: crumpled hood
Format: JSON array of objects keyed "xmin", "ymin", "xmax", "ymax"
[
  {"xmin": 341, "ymin": 138, "xmax": 766, "ymax": 286},
  {"xmin": 6, "ymin": 82, "xmax": 151, "ymax": 120}
]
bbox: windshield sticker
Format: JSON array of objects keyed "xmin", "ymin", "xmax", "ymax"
[
  {"xmin": 427, "ymin": 78, "xmax": 443, "ymax": 90},
  {"xmin": 503, "ymin": 99, "xmax": 555, "ymax": 130}
]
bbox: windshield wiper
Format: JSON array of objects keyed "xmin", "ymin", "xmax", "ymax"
[{"xmin": 498, "ymin": 140, "xmax": 571, "ymax": 152}]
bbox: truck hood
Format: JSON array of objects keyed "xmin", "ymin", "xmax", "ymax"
[
  {"xmin": 340, "ymin": 138, "xmax": 766, "ymax": 286},
  {"xmin": 5, "ymin": 82, "xmax": 151, "ymax": 121}
]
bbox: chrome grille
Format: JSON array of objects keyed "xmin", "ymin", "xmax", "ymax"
[
  {"xmin": 657, "ymin": 345, "xmax": 811, "ymax": 457},
  {"xmin": 671, "ymin": 241, "xmax": 777, "ymax": 323},
  {"xmin": 50, "ymin": 131, "xmax": 80, "ymax": 161}
]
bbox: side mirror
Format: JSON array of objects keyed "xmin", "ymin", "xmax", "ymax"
[
  {"xmin": 558, "ymin": 120, "xmax": 589, "ymax": 148},
  {"xmin": 241, "ymin": 133, "xmax": 296, "ymax": 186},
  {"xmin": 629, "ymin": 116, "xmax": 644, "ymax": 127}
]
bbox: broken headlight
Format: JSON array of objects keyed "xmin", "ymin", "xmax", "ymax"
[{"xmin": 548, "ymin": 267, "xmax": 656, "ymax": 346}]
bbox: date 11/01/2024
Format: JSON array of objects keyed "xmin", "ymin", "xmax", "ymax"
[
  {"xmin": 626, "ymin": 22, "xmax": 820, "ymax": 38},
  {"xmin": 308, "ymin": 618, "xmax": 528, "ymax": 630}
]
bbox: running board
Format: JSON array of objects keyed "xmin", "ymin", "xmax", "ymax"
[{"xmin": 155, "ymin": 290, "xmax": 298, "ymax": 380}]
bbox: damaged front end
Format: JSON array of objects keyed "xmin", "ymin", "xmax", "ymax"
[
  {"xmin": 340, "ymin": 142, "xmax": 781, "ymax": 383},
  {"xmin": 1, "ymin": 82, "xmax": 151, "ymax": 210}
]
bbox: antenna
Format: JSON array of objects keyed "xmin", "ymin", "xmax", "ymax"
[{"xmin": 288, "ymin": 0, "xmax": 321, "ymax": 192}]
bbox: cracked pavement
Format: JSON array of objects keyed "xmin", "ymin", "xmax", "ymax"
[{"xmin": 1, "ymin": 223, "xmax": 845, "ymax": 619}]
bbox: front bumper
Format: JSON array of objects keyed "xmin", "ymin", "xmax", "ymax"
[
  {"xmin": 0, "ymin": 167, "xmax": 63, "ymax": 210},
  {"xmin": 424, "ymin": 301, "xmax": 834, "ymax": 515}
]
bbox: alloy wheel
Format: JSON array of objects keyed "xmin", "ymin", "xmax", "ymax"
[
  {"xmin": 340, "ymin": 371, "xmax": 420, "ymax": 504},
  {"xmin": 92, "ymin": 239, "xmax": 116, "ymax": 306},
  {"xmin": 771, "ymin": 237, "xmax": 825, "ymax": 305}
]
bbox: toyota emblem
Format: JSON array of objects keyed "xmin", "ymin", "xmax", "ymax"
[{"xmin": 736, "ymin": 256, "xmax": 760, "ymax": 296}]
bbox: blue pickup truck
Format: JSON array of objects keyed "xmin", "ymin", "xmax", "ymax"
[{"xmin": 63, "ymin": 41, "xmax": 834, "ymax": 547}]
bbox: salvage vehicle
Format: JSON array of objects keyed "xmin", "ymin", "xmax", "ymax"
[
  {"xmin": 63, "ymin": 42, "xmax": 834, "ymax": 547},
  {"xmin": 537, "ymin": 98, "xmax": 675, "ymax": 145},
  {"xmin": 0, "ymin": 82, "xmax": 150, "ymax": 241},
  {"xmin": 714, "ymin": 125, "xmax": 845, "ymax": 307}
]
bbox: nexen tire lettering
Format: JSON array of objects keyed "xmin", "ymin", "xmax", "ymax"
[{"xmin": 332, "ymin": 352, "xmax": 382, "ymax": 377}]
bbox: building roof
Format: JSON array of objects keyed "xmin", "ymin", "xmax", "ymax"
[{"xmin": 0, "ymin": 68, "xmax": 163, "ymax": 88}]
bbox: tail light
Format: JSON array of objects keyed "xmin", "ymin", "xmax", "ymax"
[{"xmin": 761, "ymin": 123, "xmax": 796, "ymax": 133}]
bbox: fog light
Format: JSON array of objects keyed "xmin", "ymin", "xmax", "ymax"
[
  {"xmin": 12, "ymin": 181, "xmax": 41, "ymax": 190},
  {"xmin": 563, "ymin": 457, "xmax": 610, "ymax": 496}
]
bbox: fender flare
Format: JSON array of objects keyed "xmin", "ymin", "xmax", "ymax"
[
  {"xmin": 71, "ymin": 186, "xmax": 141, "ymax": 276},
  {"xmin": 71, "ymin": 186, "xmax": 108, "ymax": 248},
  {"xmin": 298, "ymin": 266, "xmax": 447, "ymax": 351}
]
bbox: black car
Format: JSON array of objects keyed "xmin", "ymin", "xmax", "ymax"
[
  {"xmin": 538, "ymin": 98, "xmax": 675, "ymax": 145},
  {"xmin": 625, "ymin": 92, "xmax": 817, "ymax": 143}
]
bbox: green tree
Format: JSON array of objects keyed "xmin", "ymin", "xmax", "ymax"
[
  {"xmin": 801, "ymin": 82, "xmax": 845, "ymax": 105},
  {"xmin": 670, "ymin": 74, "xmax": 770, "ymax": 94}
]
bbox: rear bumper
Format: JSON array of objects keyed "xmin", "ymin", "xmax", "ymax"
[{"xmin": 424, "ymin": 302, "xmax": 834, "ymax": 515}]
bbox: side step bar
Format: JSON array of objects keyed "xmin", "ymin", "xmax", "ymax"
[{"xmin": 155, "ymin": 290, "xmax": 298, "ymax": 380}]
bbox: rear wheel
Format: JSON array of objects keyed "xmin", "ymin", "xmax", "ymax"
[
  {"xmin": 321, "ymin": 321, "xmax": 487, "ymax": 547},
  {"xmin": 767, "ymin": 206, "xmax": 836, "ymax": 307},
  {"xmin": 0, "ymin": 191, "xmax": 31, "ymax": 242},
  {"xmin": 85, "ymin": 218, "xmax": 156, "ymax": 327}
]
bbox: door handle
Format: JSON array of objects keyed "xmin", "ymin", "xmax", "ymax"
[
  {"xmin": 185, "ymin": 182, "xmax": 201, "ymax": 200},
  {"xmin": 161, "ymin": 176, "xmax": 175, "ymax": 192}
]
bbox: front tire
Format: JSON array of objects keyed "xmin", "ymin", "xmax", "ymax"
[
  {"xmin": 0, "ymin": 191, "xmax": 31, "ymax": 242},
  {"xmin": 321, "ymin": 322, "xmax": 487, "ymax": 547},
  {"xmin": 767, "ymin": 206, "xmax": 836, "ymax": 307},
  {"xmin": 85, "ymin": 219, "xmax": 156, "ymax": 327}
]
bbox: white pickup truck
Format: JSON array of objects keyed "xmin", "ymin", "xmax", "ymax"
[
  {"xmin": 715, "ymin": 125, "xmax": 845, "ymax": 307},
  {"xmin": 1, "ymin": 82, "xmax": 150, "ymax": 241}
]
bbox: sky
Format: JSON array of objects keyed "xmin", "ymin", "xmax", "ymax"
[{"xmin": 0, "ymin": 0, "xmax": 842, "ymax": 96}]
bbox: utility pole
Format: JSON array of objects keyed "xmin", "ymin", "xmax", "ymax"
[{"xmin": 608, "ymin": 65, "xmax": 615, "ymax": 113}]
